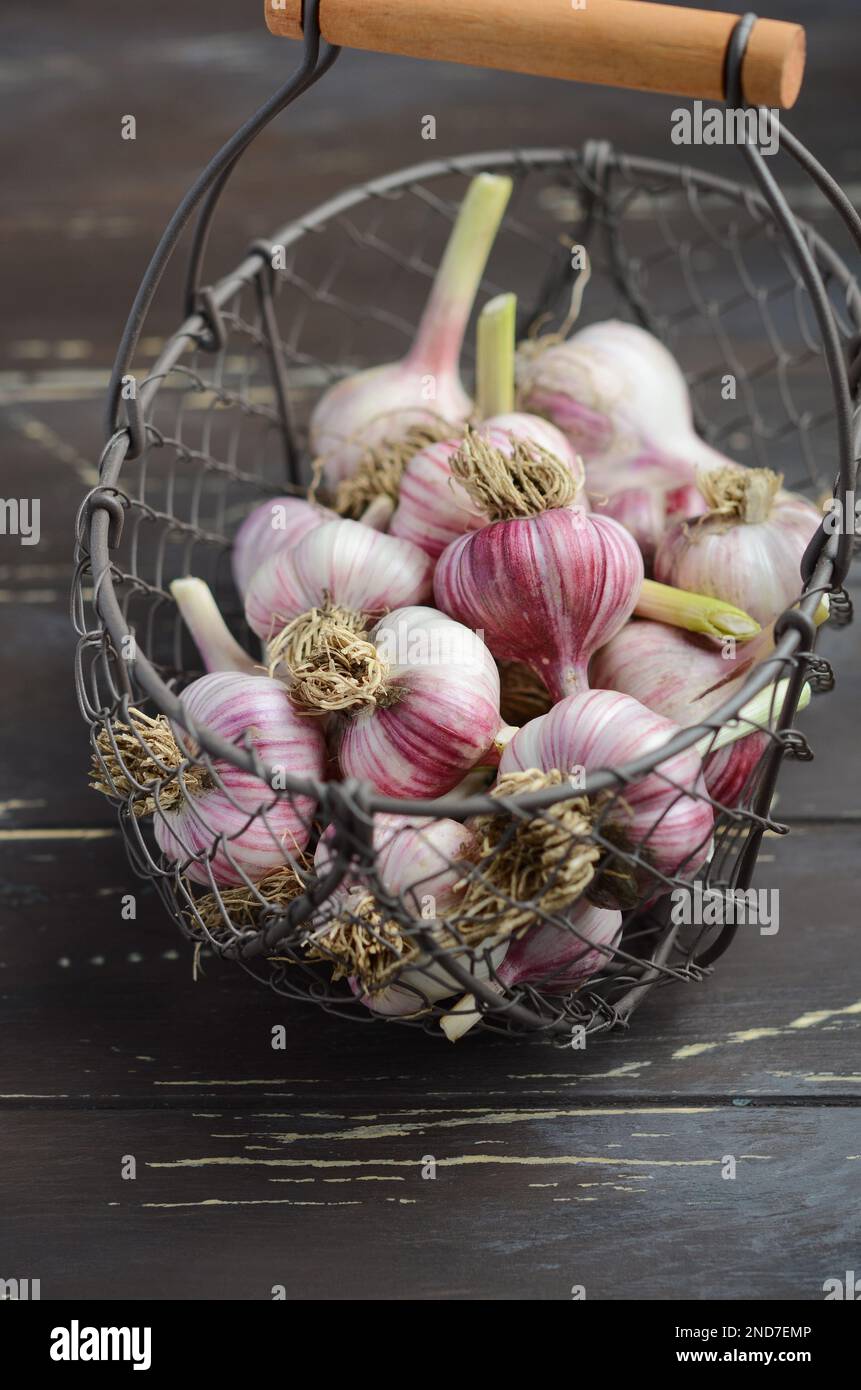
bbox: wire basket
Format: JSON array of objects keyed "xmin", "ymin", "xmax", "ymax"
[{"xmin": 74, "ymin": 11, "xmax": 860, "ymax": 1042}]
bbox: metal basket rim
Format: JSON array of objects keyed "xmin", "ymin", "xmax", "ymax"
[{"xmin": 85, "ymin": 143, "xmax": 858, "ymax": 821}]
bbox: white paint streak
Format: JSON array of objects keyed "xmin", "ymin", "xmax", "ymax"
[
  {"xmin": 142, "ymin": 1198, "xmax": 362, "ymax": 1209},
  {"xmin": 672, "ymin": 1000, "xmax": 861, "ymax": 1059},
  {"xmin": 148, "ymin": 1152, "xmax": 761, "ymax": 1172}
]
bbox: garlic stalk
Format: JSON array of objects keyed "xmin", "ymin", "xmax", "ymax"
[
  {"xmin": 476, "ymin": 291, "xmax": 517, "ymax": 417},
  {"xmin": 91, "ymin": 672, "xmax": 325, "ymax": 886},
  {"xmin": 311, "ymin": 172, "xmax": 513, "ymax": 489},
  {"xmin": 390, "ymin": 291, "xmax": 585, "ymax": 558},
  {"xmin": 654, "ymin": 463, "xmax": 821, "ymax": 627},
  {"xmin": 694, "ymin": 678, "xmax": 811, "ymax": 758},
  {"xmin": 171, "ymin": 577, "xmax": 260, "ymax": 676},
  {"xmin": 636, "ymin": 578, "xmax": 760, "ymax": 642}
]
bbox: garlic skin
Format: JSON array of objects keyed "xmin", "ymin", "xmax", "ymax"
[
  {"xmin": 516, "ymin": 319, "xmax": 728, "ymax": 491},
  {"xmin": 244, "ymin": 517, "xmax": 434, "ymax": 642},
  {"xmin": 654, "ymin": 469, "xmax": 821, "ymax": 627},
  {"xmin": 155, "ymin": 672, "xmax": 325, "ymax": 886},
  {"xmin": 232, "ymin": 496, "xmax": 331, "ymax": 600},
  {"xmin": 390, "ymin": 414, "xmax": 584, "ymax": 560},
  {"xmin": 499, "ymin": 689, "xmax": 713, "ymax": 900},
  {"xmin": 434, "ymin": 509, "xmax": 643, "ymax": 700},
  {"xmin": 336, "ymin": 606, "xmax": 506, "ymax": 798},
  {"xmin": 310, "ymin": 173, "xmax": 512, "ymax": 487},
  {"xmin": 591, "ymin": 618, "xmax": 773, "ymax": 805},
  {"xmin": 497, "ymin": 901, "xmax": 622, "ymax": 993}
]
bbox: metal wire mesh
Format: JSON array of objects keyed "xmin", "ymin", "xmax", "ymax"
[{"xmin": 73, "ymin": 147, "xmax": 860, "ymax": 1042}]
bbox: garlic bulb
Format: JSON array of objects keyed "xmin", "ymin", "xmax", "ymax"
[
  {"xmin": 92, "ymin": 672, "xmax": 326, "ymax": 886},
  {"xmin": 654, "ymin": 464, "xmax": 821, "ymax": 627},
  {"xmin": 598, "ymin": 479, "xmax": 707, "ymax": 568},
  {"xmin": 310, "ymin": 814, "xmax": 506, "ymax": 1013},
  {"xmin": 516, "ymin": 318, "xmax": 728, "ymax": 491},
  {"xmin": 311, "ymin": 173, "xmax": 512, "ymax": 488},
  {"xmin": 591, "ymin": 617, "xmax": 790, "ymax": 806},
  {"xmin": 499, "ymin": 689, "xmax": 714, "ymax": 904},
  {"xmin": 244, "ymin": 517, "xmax": 434, "ymax": 646},
  {"xmin": 334, "ymin": 606, "xmax": 509, "ymax": 798},
  {"xmin": 390, "ymin": 416, "xmax": 584, "ymax": 560},
  {"xmin": 435, "ymin": 495, "xmax": 643, "ymax": 701},
  {"xmin": 497, "ymin": 901, "xmax": 622, "ymax": 993},
  {"xmin": 231, "ymin": 496, "xmax": 331, "ymax": 599},
  {"xmin": 442, "ymin": 901, "xmax": 623, "ymax": 1040}
]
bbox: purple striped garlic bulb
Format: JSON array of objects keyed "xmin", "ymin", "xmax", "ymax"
[
  {"xmin": 231, "ymin": 496, "xmax": 332, "ymax": 600},
  {"xmin": 516, "ymin": 318, "xmax": 729, "ymax": 491},
  {"xmin": 591, "ymin": 618, "xmax": 776, "ymax": 806},
  {"xmin": 310, "ymin": 814, "xmax": 507, "ymax": 1014},
  {"xmin": 390, "ymin": 415, "xmax": 584, "ymax": 560},
  {"xmin": 515, "ymin": 319, "xmax": 749, "ymax": 561},
  {"xmin": 499, "ymin": 689, "xmax": 713, "ymax": 904},
  {"xmin": 497, "ymin": 900, "xmax": 622, "ymax": 994},
  {"xmin": 244, "ymin": 517, "xmax": 434, "ymax": 646},
  {"xmin": 310, "ymin": 173, "xmax": 512, "ymax": 489},
  {"xmin": 599, "ymin": 479, "xmax": 707, "ymax": 570},
  {"xmin": 435, "ymin": 502, "xmax": 643, "ymax": 701},
  {"xmin": 438, "ymin": 899, "xmax": 624, "ymax": 1041},
  {"xmin": 654, "ymin": 464, "xmax": 821, "ymax": 627},
  {"xmin": 334, "ymin": 606, "xmax": 509, "ymax": 798},
  {"xmin": 91, "ymin": 672, "xmax": 326, "ymax": 887}
]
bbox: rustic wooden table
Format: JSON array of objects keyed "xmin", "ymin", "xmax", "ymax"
[{"xmin": 1, "ymin": 0, "xmax": 859, "ymax": 1301}]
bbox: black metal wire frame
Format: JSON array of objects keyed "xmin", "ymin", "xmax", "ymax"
[{"xmin": 75, "ymin": 9, "xmax": 861, "ymax": 1037}]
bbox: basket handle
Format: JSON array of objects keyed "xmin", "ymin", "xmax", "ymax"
[{"xmin": 264, "ymin": 0, "xmax": 805, "ymax": 109}]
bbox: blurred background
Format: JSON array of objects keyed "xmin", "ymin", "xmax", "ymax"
[{"xmin": 2, "ymin": 0, "xmax": 859, "ymax": 372}]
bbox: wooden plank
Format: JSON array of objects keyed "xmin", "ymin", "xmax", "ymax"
[
  {"xmin": 1, "ymin": 821, "xmax": 858, "ymax": 1106},
  {"xmin": 1, "ymin": 1104, "xmax": 858, "ymax": 1299}
]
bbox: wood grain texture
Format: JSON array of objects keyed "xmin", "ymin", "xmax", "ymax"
[
  {"xmin": 3, "ymin": 1106, "xmax": 858, "ymax": 1298},
  {"xmin": 264, "ymin": 0, "xmax": 806, "ymax": 108}
]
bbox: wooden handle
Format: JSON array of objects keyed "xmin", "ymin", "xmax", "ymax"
[{"xmin": 265, "ymin": 0, "xmax": 805, "ymax": 108}]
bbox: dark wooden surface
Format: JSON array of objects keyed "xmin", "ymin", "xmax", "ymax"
[{"xmin": 1, "ymin": 0, "xmax": 859, "ymax": 1300}]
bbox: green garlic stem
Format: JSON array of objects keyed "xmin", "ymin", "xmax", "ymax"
[
  {"xmin": 171, "ymin": 576, "xmax": 259, "ymax": 676},
  {"xmin": 695, "ymin": 678, "xmax": 811, "ymax": 758},
  {"xmin": 408, "ymin": 172, "xmax": 513, "ymax": 376},
  {"xmin": 637, "ymin": 578, "xmax": 760, "ymax": 641},
  {"xmin": 477, "ymin": 291, "xmax": 517, "ymax": 418}
]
